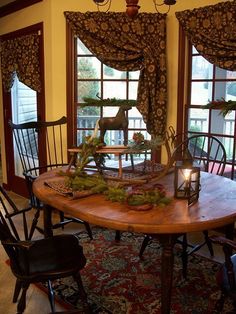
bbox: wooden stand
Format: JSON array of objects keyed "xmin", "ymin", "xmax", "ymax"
[{"xmin": 68, "ymin": 145, "xmax": 170, "ymax": 185}]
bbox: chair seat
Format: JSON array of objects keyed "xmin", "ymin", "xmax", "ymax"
[{"xmin": 15, "ymin": 234, "xmax": 86, "ymax": 281}]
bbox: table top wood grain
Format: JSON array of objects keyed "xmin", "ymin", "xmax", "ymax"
[{"xmin": 33, "ymin": 168, "xmax": 236, "ymax": 235}]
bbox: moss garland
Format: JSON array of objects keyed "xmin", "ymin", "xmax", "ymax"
[
  {"xmin": 204, "ymin": 98, "xmax": 236, "ymax": 117},
  {"xmin": 82, "ymin": 97, "xmax": 137, "ymax": 107}
]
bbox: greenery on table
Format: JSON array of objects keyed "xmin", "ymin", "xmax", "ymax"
[
  {"xmin": 105, "ymin": 186, "xmax": 172, "ymax": 206},
  {"xmin": 59, "ymin": 135, "xmax": 107, "ymax": 192},
  {"xmin": 65, "ymin": 172, "xmax": 108, "ymax": 194},
  {"xmin": 105, "ymin": 187, "xmax": 127, "ymax": 203},
  {"xmin": 59, "ymin": 131, "xmax": 172, "ymax": 207},
  {"xmin": 204, "ymin": 98, "xmax": 236, "ymax": 117}
]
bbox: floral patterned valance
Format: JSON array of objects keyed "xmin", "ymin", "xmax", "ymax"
[
  {"xmin": 0, "ymin": 33, "xmax": 41, "ymax": 92},
  {"xmin": 176, "ymin": 0, "xmax": 236, "ymax": 71},
  {"xmin": 64, "ymin": 11, "xmax": 167, "ymax": 136}
]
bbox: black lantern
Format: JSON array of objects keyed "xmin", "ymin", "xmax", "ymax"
[{"xmin": 174, "ymin": 159, "xmax": 201, "ymax": 205}]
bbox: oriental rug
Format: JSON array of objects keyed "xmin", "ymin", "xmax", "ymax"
[{"xmin": 38, "ymin": 227, "xmax": 233, "ymax": 314}]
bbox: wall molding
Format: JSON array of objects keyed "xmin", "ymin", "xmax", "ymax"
[{"xmin": 0, "ymin": 0, "xmax": 42, "ymax": 18}]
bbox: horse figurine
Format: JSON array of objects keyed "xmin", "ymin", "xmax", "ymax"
[{"xmin": 99, "ymin": 104, "xmax": 132, "ymax": 145}]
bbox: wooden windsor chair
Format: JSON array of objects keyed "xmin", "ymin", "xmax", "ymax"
[
  {"xmin": 139, "ymin": 133, "xmax": 229, "ymax": 278},
  {"xmin": 0, "ymin": 186, "xmax": 89, "ymax": 314},
  {"xmin": 9, "ymin": 117, "xmax": 92, "ymax": 238}
]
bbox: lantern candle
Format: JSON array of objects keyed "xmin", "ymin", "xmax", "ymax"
[{"xmin": 174, "ymin": 160, "xmax": 200, "ymax": 205}]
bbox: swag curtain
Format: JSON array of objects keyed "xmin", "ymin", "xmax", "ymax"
[
  {"xmin": 0, "ymin": 33, "xmax": 41, "ymax": 92},
  {"xmin": 176, "ymin": 0, "xmax": 236, "ymax": 71},
  {"xmin": 64, "ymin": 11, "xmax": 167, "ymax": 136}
]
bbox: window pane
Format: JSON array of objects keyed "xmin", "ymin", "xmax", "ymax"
[
  {"xmin": 77, "ymin": 57, "xmax": 101, "ymax": 79},
  {"xmin": 128, "ymin": 81, "xmax": 139, "ymax": 99},
  {"xmin": 103, "ymin": 82, "xmax": 126, "ymax": 99},
  {"xmin": 77, "ymin": 107, "xmax": 99, "ymax": 129},
  {"xmin": 210, "ymin": 110, "xmax": 235, "ymax": 137},
  {"xmin": 192, "ymin": 46, "xmax": 198, "ymax": 54},
  {"xmin": 77, "ymin": 39, "xmax": 92, "ymax": 55},
  {"xmin": 191, "ymin": 82, "xmax": 212, "ymax": 105},
  {"xmin": 129, "ymin": 107, "xmax": 146, "ymax": 129},
  {"xmin": 192, "ymin": 56, "xmax": 213, "ymax": 80},
  {"xmin": 215, "ymin": 66, "xmax": 227, "ymax": 79},
  {"xmin": 188, "ymin": 108, "xmax": 209, "ymax": 133},
  {"xmin": 76, "ymin": 130, "xmax": 94, "ymax": 146},
  {"xmin": 103, "ymin": 65, "xmax": 124, "ymax": 79},
  {"xmin": 77, "ymin": 81, "xmax": 101, "ymax": 102},
  {"xmin": 104, "ymin": 130, "xmax": 124, "ymax": 146},
  {"xmin": 227, "ymin": 82, "xmax": 236, "ymax": 100},
  {"xmin": 129, "ymin": 71, "xmax": 140, "ymax": 79},
  {"xmin": 227, "ymin": 71, "xmax": 236, "ymax": 79},
  {"xmin": 223, "ymin": 112, "xmax": 235, "ymax": 136},
  {"xmin": 214, "ymin": 81, "xmax": 227, "ymax": 100},
  {"xmin": 102, "ymin": 106, "xmax": 118, "ymax": 117}
]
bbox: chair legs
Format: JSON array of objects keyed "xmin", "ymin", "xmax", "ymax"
[
  {"xmin": 16, "ymin": 281, "xmax": 30, "ymax": 314},
  {"xmin": 47, "ymin": 274, "xmax": 89, "ymax": 314},
  {"xmin": 115, "ymin": 230, "xmax": 121, "ymax": 241},
  {"xmin": 13, "ymin": 279, "xmax": 22, "ymax": 303},
  {"xmin": 203, "ymin": 230, "xmax": 214, "ymax": 257},
  {"xmin": 47, "ymin": 280, "xmax": 56, "ymax": 313},
  {"xmin": 181, "ymin": 234, "xmax": 188, "ymax": 279},
  {"xmin": 139, "ymin": 235, "xmax": 152, "ymax": 258},
  {"xmin": 84, "ymin": 222, "xmax": 93, "ymax": 240},
  {"xmin": 28, "ymin": 208, "xmax": 41, "ymax": 240},
  {"xmin": 73, "ymin": 272, "xmax": 90, "ymax": 313}
]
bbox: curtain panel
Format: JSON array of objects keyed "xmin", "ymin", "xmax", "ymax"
[
  {"xmin": 176, "ymin": 0, "xmax": 236, "ymax": 71},
  {"xmin": 64, "ymin": 11, "xmax": 167, "ymax": 136},
  {"xmin": 0, "ymin": 33, "xmax": 41, "ymax": 92}
]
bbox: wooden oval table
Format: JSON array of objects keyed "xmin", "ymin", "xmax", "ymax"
[{"xmin": 33, "ymin": 169, "xmax": 236, "ymax": 314}]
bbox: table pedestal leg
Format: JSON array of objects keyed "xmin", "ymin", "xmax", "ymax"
[
  {"xmin": 43, "ymin": 204, "xmax": 53, "ymax": 237},
  {"xmin": 159, "ymin": 234, "xmax": 178, "ymax": 314}
]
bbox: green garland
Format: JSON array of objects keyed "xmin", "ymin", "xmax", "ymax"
[
  {"xmin": 105, "ymin": 186, "xmax": 172, "ymax": 206},
  {"xmin": 204, "ymin": 98, "xmax": 236, "ymax": 117},
  {"xmin": 82, "ymin": 97, "xmax": 137, "ymax": 107}
]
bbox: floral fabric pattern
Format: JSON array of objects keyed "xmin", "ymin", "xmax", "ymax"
[
  {"xmin": 0, "ymin": 33, "xmax": 41, "ymax": 92},
  {"xmin": 64, "ymin": 11, "xmax": 167, "ymax": 136},
  {"xmin": 176, "ymin": 0, "xmax": 236, "ymax": 71}
]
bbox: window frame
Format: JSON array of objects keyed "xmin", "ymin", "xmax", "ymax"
[
  {"xmin": 177, "ymin": 26, "xmax": 236, "ymax": 180},
  {"xmin": 66, "ymin": 22, "xmax": 148, "ymax": 150}
]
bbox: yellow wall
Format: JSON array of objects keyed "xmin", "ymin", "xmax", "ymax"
[{"xmin": 0, "ymin": 0, "xmax": 229, "ymax": 183}]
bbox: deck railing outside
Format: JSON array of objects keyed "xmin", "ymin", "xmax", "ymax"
[{"xmin": 77, "ymin": 115, "xmax": 235, "ymax": 163}]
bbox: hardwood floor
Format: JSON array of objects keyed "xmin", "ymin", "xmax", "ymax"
[{"xmin": 0, "ymin": 165, "xmax": 226, "ymax": 313}]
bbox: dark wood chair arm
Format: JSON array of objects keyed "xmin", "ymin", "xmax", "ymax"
[
  {"xmin": 1, "ymin": 240, "xmax": 34, "ymax": 250},
  {"xmin": 209, "ymin": 235, "xmax": 236, "ymax": 250}
]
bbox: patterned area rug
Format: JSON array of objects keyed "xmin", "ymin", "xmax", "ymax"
[{"xmin": 39, "ymin": 227, "xmax": 233, "ymax": 314}]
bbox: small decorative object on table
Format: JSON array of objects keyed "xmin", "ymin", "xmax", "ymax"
[
  {"xmin": 174, "ymin": 149, "xmax": 200, "ymax": 206},
  {"xmin": 105, "ymin": 183, "xmax": 172, "ymax": 211}
]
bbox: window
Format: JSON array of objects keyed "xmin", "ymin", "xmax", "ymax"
[
  {"xmin": 68, "ymin": 38, "xmax": 152, "ymax": 167},
  {"xmin": 11, "ymin": 75, "xmax": 38, "ymax": 178},
  {"xmin": 75, "ymin": 39, "xmax": 149, "ymax": 149},
  {"xmin": 186, "ymin": 45, "xmax": 236, "ymax": 179}
]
